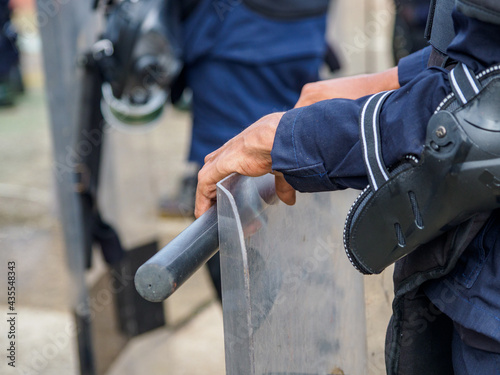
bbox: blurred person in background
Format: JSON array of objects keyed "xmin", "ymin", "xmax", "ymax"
[{"xmin": 0, "ymin": 0, "xmax": 23, "ymax": 106}]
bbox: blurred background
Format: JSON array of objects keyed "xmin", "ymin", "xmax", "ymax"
[{"xmin": 0, "ymin": 0, "xmax": 429, "ymax": 374}]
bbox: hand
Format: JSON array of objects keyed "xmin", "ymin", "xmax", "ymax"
[
  {"xmin": 295, "ymin": 67, "xmax": 400, "ymax": 108},
  {"xmin": 195, "ymin": 112, "xmax": 296, "ymax": 218}
]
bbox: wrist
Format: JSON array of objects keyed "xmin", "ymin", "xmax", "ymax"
[{"xmin": 246, "ymin": 112, "xmax": 284, "ymax": 155}]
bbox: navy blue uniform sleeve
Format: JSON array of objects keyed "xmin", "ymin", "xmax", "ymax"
[
  {"xmin": 271, "ymin": 67, "xmax": 450, "ymax": 192},
  {"xmin": 397, "ymin": 46, "xmax": 432, "ymax": 86},
  {"xmin": 271, "ymin": 10, "xmax": 500, "ymax": 193}
]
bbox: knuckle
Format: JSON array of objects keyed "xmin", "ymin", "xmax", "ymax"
[
  {"xmin": 197, "ymin": 167, "xmax": 207, "ymax": 182},
  {"xmin": 302, "ymin": 83, "xmax": 312, "ymax": 93}
]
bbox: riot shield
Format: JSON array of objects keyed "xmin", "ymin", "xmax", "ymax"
[
  {"xmin": 135, "ymin": 173, "xmax": 367, "ymax": 373},
  {"xmin": 38, "ymin": 1, "xmax": 165, "ymax": 373},
  {"xmin": 217, "ymin": 174, "xmax": 367, "ymax": 375},
  {"xmin": 37, "ymin": 1, "xmax": 98, "ymax": 373}
]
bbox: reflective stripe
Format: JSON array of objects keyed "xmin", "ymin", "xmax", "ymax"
[
  {"xmin": 360, "ymin": 90, "xmax": 394, "ymax": 191},
  {"xmin": 360, "ymin": 95, "xmax": 380, "ymax": 190},
  {"xmin": 372, "ymin": 92, "xmax": 392, "ymax": 184}
]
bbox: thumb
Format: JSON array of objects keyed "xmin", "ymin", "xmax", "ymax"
[{"xmin": 275, "ymin": 174, "xmax": 296, "ymax": 205}]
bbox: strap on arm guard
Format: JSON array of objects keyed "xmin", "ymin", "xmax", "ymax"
[{"xmin": 344, "ymin": 63, "xmax": 500, "ymax": 274}]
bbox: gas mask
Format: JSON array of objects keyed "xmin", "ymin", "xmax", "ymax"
[{"xmin": 95, "ymin": 0, "xmax": 183, "ymax": 130}]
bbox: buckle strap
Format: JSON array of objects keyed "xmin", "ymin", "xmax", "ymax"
[
  {"xmin": 449, "ymin": 62, "xmax": 482, "ymax": 105},
  {"xmin": 359, "ymin": 90, "xmax": 395, "ymax": 191}
]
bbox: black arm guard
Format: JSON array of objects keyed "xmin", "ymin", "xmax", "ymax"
[{"xmin": 344, "ymin": 63, "xmax": 500, "ymax": 274}]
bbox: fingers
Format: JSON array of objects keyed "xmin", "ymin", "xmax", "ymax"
[
  {"xmin": 194, "ymin": 162, "xmax": 221, "ymax": 218},
  {"xmin": 195, "ymin": 112, "xmax": 285, "ymax": 217},
  {"xmin": 194, "ymin": 187, "xmax": 216, "ymax": 219},
  {"xmin": 275, "ymin": 174, "xmax": 296, "ymax": 205},
  {"xmin": 195, "ymin": 167, "xmax": 296, "ymax": 218}
]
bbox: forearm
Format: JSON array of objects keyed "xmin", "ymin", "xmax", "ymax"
[
  {"xmin": 334, "ymin": 67, "xmax": 401, "ymax": 98},
  {"xmin": 355, "ymin": 67, "xmax": 401, "ymax": 96},
  {"xmin": 295, "ymin": 66, "xmax": 400, "ymax": 108},
  {"xmin": 296, "ymin": 46, "xmax": 436, "ymax": 109}
]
